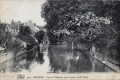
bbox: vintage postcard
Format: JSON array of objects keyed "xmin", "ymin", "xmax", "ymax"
[{"xmin": 0, "ymin": 0, "xmax": 120, "ymax": 80}]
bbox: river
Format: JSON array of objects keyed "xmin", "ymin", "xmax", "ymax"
[{"xmin": 0, "ymin": 44, "xmax": 115, "ymax": 74}]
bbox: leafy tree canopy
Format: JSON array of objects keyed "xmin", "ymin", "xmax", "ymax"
[
  {"xmin": 35, "ymin": 30, "xmax": 45, "ymax": 43},
  {"xmin": 19, "ymin": 25, "xmax": 32, "ymax": 36},
  {"xmin": 41, "ymin": 0, "xmax": 119, "ymax": 47}
]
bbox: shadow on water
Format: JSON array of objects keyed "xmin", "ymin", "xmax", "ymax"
[
  {"xmin": 24, "ymin": 45, "xmax": 45, "ymax": 71},
  {"xmin": 48, "ymin": 44, "xmax": 115, "ymax": 73},
  {"xmin": 0, "ymin": 44, "xmax": 116, "ymax": 73},
  {"xmin": 48, "ymin": 45, "xmax": 92, "ymax": 73},
  {"xmin": 10, "ymin": 45, "xmax": 45, "ymax": 73}
]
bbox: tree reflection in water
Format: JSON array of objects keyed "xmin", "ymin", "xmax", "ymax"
[
  {"xmin": 48, "ymin": 45, "xmax": 92, "ymax": 73},
  {"xmin": 24, "ymin": 44, "xmax": 45, "ymax": 71},
  {"xmin": 9, "ymin": 44, "xmax": 115, "ymax": 73}
]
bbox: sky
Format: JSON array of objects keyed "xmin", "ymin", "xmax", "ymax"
[{"xmin": 0, "ymin": 0, "xmax": 46, "ymax": 26}]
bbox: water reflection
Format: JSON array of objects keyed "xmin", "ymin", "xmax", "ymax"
[
  {"xmin": 48, "ymin": 45, "xmax": 92, "ymax": 73},
  {"xmin": 0, "ymin": 44, "xmax": 115, "ymax": 74},
  {"xmin": 48, "ymin": 45, "xmax": 116, "ymax": 73}
]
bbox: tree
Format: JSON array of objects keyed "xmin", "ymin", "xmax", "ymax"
[
  {"xmin": 19, "ymin": 24, "xmax": 25, "ymax": 35},
  {"xmin": 0, "ymin": 23, "xmax": 11, "ymax": 48},
  {"xmin": 41, "ymin": 0, "xmax": 120, "ymax": 61},
  {"xmin": 92, "ymin": 1, "xmax": 120, "ymax": 61},
  {"xmin": 35, "ymin": 30, "xmax": 45, "ymax": 43},
  {"xmin": 24, "ymin": 26, "xmax": 32, "ymax": 36},
  {"xmin": 42, "ymin": 0, "xmax": 87, "ymax": 43},
  {"xmin": 12, "ymin": 39, "xmax": 22, "ymax": 53},
  {"xmin": 41, "ymin": 0, "xmax": 112, "ymax": 43},
  {"xmin": 19, "ymin": 25, "xmax": 32, "ymax": 36}
]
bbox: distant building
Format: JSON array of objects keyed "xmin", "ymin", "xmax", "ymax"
[
  {"xmin": 24, "ymin": 20, "xmax": 39, "ymax": 32},
  {"xmin": 10, "ymin": 20, "xmax": 22, "ymax": 35},
  {"xmin": 24, "ymin": 20, "xmax": 39, "ymax": 38},
  {"xmin": 5, "ymin": 24, "xmax": 11, "ymax": 32},
  {"xmin": 5, "ymin": 20, "xmax": 23, "ymax": 35},
  {"xmin": 5, "ymin": 20, "xmax": 46, "ymax": 36}
]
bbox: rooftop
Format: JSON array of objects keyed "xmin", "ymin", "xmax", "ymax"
[
  {"xmin": 10, "ymin": 22, "xmax": 23, "ymax": 29},
  {"xmin": 15, "ymin": 35, "xmax": 37, "ymax": 45}
]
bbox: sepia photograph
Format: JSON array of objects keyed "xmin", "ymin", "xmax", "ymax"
[{"xmin": 0, "ymin": 0, "xmax": 120, "ymax": 79}]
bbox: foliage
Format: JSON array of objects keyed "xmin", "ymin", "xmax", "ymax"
[
  {"xmin": 12, "ymin": 39, "xmax": 22, "ymax": 53},
  {"xmin": 24, "ymin": 26, "xmax": 32, "ymax": 36},
  {"xmin": 41, "ymin": 0, "xmax": 117, "ymax": 44},
  {"xmin": 92, "ymin": 1, "xmax": 120, "ymax": 54},
  {"xmin": 19, "ymin": 25, "xmax": 32, "ymax": 36},
  {"xmin": 0, "ymin": 23, "xmax": 11, "ymax": 48},
  {"xmin": 42, "ymin": 0, "xmax": 120, "ymax": 61},
  {"xmin": 35, "ymin": 30, "xmax": 45, "ymax": 43},
  {"xmin": 19, "ymin": 24, "xmax": 25, "ymax": 35}
]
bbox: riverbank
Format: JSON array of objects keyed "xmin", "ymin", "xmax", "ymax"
[{"xmin": 93, "ymin": 55, "xmax": 120, "ymax": 72}]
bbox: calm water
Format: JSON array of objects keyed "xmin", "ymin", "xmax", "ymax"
[{"xmin": 0, "ymin": 44, "xmax": 115, "ymax": 74}]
